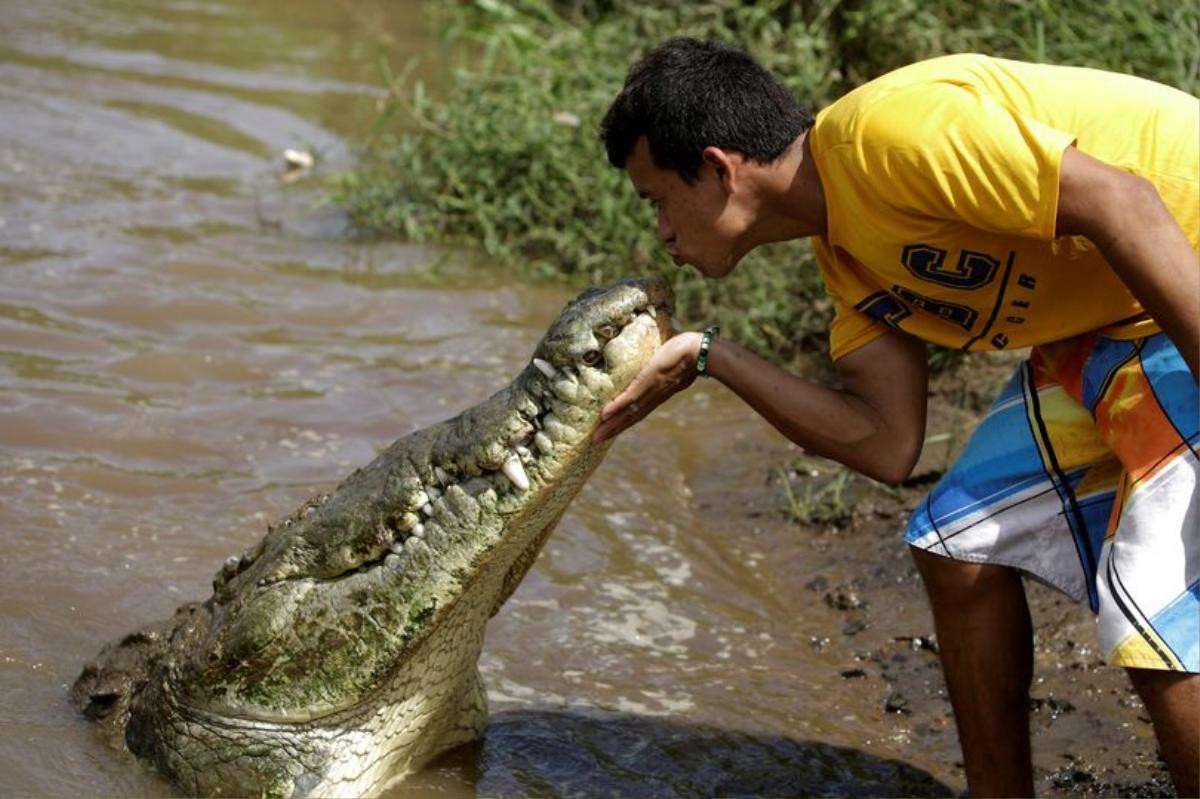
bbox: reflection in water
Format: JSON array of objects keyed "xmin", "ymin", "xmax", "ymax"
[{"xmin": 0, "ymin": 0, "xmax": 958, "ymax": 796}]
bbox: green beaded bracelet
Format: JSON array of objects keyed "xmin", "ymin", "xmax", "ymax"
[{"xmin": 697, "ymin": 325, "xmax": 719, "ymax": 377}]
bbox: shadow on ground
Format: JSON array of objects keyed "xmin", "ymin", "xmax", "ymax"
[{"xmin": 407, "ymin": 706, "xmax": 955, "ymax": 798}]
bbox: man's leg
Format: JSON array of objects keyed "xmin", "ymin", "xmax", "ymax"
[
  {"xmin": 1125, "ymin": 668, "xmax": 1199, "ymax": 797},
  {"xmin": 912, "ymin": 547, "xmax": 1035, "ymax": 798}
]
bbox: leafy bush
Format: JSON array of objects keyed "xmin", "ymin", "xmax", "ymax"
[{"xmin": 331, "ymin": 0, "xmax": 1198, "ymax": 365}]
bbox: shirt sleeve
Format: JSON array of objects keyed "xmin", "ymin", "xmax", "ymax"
[
  {"xmin": 811, "ymin": 236, "xmax": 888, "ymax": 361},
  {"xmin": 849, "ymin": 82, "xmax": 1077, "ymax": 240},
  {"xmin": 828, "ymin": 297, "xmax": 887, "ymax": 362}
]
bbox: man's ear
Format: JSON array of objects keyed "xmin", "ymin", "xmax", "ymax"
[{"xmin": 701, "ymin": 147, "xmax": 739, "ymax": 193}]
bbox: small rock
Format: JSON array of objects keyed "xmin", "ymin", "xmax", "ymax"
[
  {"xmin": 884, "ymin": 692, "xmax": 911, "ymax": 714},
  {"xmin": 283, "ymin": 148, "xmax": 314, "ymax": 170},
  {"xmin": 1051, "ymin": 767, "xmax": 1094, "ymax": 788},
  {"xmin": 824, "ymin": 590, "xmax": 867, "ymax": 610}
]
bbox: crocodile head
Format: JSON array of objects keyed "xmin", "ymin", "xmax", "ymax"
[{"xmin": 105, "ymin": 276, "xmax": 674, "ymax": 796}]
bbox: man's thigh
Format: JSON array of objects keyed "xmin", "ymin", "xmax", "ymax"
[
  {"xmin": 907, "ymin": 332, "xmax": 1198, "ymax": 672},
  {"xmin": 905, "ymin": 349, "xmax": 1117, "ymax": 607}
]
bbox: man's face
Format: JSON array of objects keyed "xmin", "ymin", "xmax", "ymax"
[{"xmin": 625, "ymin": 137, "xmax": 747, "ymax": 278}]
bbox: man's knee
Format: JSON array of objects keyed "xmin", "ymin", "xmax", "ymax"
[{"xmin": 910, "ymin": 546, "xmax": 1025, "ymax": 607}]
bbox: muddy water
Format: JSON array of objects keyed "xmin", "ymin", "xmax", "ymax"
[{"xmin": 0, "ymin": 2, "xmax": 958, "ymax": 796}]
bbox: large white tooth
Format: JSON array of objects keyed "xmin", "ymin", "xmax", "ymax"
[
  {"xmin": 580, "ymin": 368, "xmax": 608, "ymax": 393},
  {"xmin": 543, "ymin": 414, "xmax": 580, "ymax": 443},
  {"xmin": 501, "ymin": 452, "xmax": 530, "ymax": 491},
  {"xmin": 647, "ymin": 305, "xmax": 657, "ymax": 319},
  {"xmin": 553, "ymin": 379, "xmax": 578, "ymax": 402},
  {"xmin": 532, "ymin": 358, "xmax": 558, "ymax": 380}
]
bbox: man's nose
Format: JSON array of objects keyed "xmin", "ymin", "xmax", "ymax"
[{"xmin": 656, "ymin": 212, "xmax": 675, "ymax": 246}]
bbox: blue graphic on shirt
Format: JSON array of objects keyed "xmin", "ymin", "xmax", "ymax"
[{"xmin": 903, "ymin": 244, "xmax": 1000, "ymax": 290}]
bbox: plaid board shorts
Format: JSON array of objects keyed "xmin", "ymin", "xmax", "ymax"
[{"xmin": 906, "ymin": 331, "xmax": 1198, "ymax": 672}]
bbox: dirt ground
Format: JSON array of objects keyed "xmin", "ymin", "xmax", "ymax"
[{"xmin": 765, "ymin": 352, "xmax": 1178, "ymax": 798}]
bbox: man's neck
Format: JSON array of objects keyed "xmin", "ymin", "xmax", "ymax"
[{"xmin": 746, "ymin": 130, "xmax": 828, "ymax": 246}]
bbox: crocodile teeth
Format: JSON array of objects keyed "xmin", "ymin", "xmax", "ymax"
[
  {"xmin": 553, "ymin": 379, "xmax": 578, "ymax": 402},
  {"xmin": 411, "ymin": 523, "xmax": 425, "ymax": 538},
  {"xmin": 647, "ymin": 305, "xmax": 657, "ymax": 319},
  {"xmin": 534, "ymin": 431, "xmax": 554, "ymax": 455},
  {"xmin": 532, "ymin": 358, "xmax": 558, "ymax": 380},
  {"xmin": 501, "ymin": 452, "xmax": 530, "ymax": 491},
  {"xmin": 434, "ymin": 466, "xmax": 449, "ymax": 484}
]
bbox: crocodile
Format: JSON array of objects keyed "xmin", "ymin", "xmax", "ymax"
[{"xmin": 71, "ymin": 276, "xmax": 673, "ymax": 797}]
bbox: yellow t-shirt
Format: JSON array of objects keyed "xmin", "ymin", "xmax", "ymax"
[{"xmin": 809, "ymin": 53, "xmax": 1199, "ymax": 361}]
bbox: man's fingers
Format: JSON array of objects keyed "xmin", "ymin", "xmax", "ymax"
[
  {"xmin": 600, "ymin": 386, "xmax": 629, "ymax": 421},
  {"xmin": 592, "ymin": 415, "xmax": 627, "ymax": 443},
  {"xmin": 601, "ymin": 381, "xmax": 647, "ymax": 421},
  {"xmin": 594, "ymin": 395, "xmax": 655, "ymax": 442}
]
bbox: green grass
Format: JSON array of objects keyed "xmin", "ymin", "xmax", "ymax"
[{"xmin": 331, "ymin": 0, "xmax": 1199, "ymax": 366}]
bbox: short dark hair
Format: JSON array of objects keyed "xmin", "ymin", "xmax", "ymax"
[{"xmin": 600, "ymin": 37, "xmax": 814, "ymax": 182}]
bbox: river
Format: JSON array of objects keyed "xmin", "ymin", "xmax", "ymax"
[{"xmin": 0, "ymin": 2, "xmax": 962, "ymax": 795}]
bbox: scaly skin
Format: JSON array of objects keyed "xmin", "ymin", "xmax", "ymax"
[{"xmin": 72, "ymin": 277, "xmax": 674, "ymax": 797}]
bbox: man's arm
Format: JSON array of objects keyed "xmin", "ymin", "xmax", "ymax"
[
  {"xmin": 594, "ymin": 326, "xmax": 929, "ymax": 485},
  {"xmin": 1056, "ymin": 146, "xmax": 1199, "ymax": 377}
]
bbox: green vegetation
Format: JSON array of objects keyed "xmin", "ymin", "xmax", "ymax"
[
  {"xmin": 332, "ymin": 0, "xmax": 1198, "ymax": 365},
  {"xmin": 776, "ymin": 462, "xmax": 859, "ymax": 528}
]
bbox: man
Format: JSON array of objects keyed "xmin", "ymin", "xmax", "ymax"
[{"xmin": 594, "ymin": 38, "xmax": 1198, "ymax": 797}]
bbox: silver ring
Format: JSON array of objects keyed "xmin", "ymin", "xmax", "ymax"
[{"xmin": 626, "ymin": 401, "xmax": 640, "ymax": 416}]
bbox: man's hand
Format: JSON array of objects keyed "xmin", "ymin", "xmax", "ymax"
[
  {"xmin": 594, "ymin": 323, "xmax": 929, "ymax": 486},
  {"xmin": 1056, "ymin": 146, "xmax": 1200, "ymax": 378},
  {"xmin": 594, "ymin": 331, "xmax": 702, "ymax": 442}
]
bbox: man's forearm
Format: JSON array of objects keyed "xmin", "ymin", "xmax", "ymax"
[{"xmin": 705, "ymin": 333, "xmax": 928, "ymax": 484}]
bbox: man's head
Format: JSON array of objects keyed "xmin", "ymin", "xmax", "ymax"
[{"xmin": 600, "ymin": 37, "xmax": 814, "ymax": 276}]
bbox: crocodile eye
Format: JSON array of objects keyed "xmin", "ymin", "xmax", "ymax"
[
  {"xmin": 581, "ymin": 349, "xmax": 603, "ymax": 367},
  {"xmin": 595, "ymin": 324, "xmax": 618, "ymax": 340}
]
